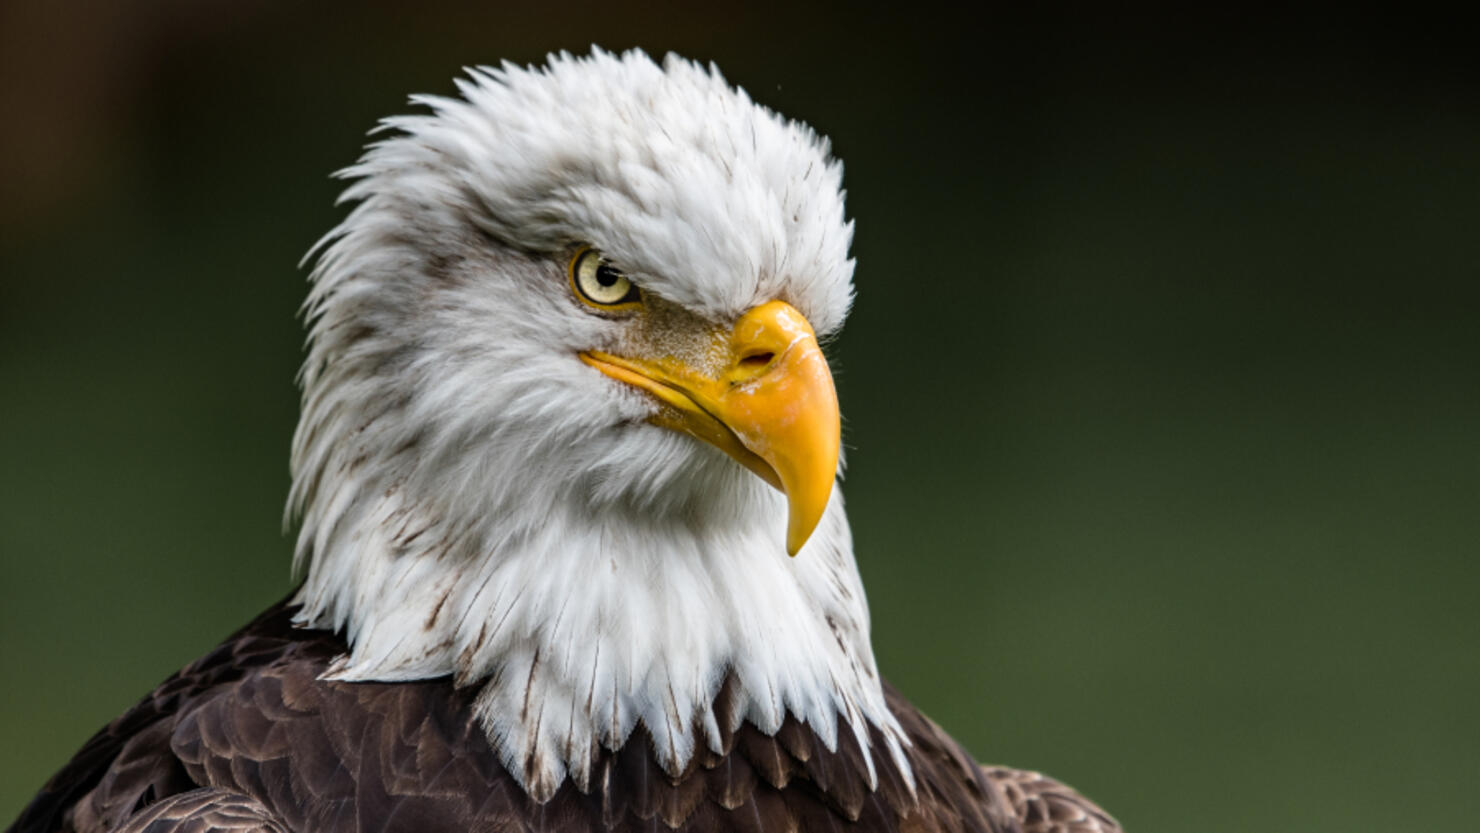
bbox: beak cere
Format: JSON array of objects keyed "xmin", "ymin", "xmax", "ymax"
[{"xmin": 580, "ymin": 300, "xmax": 841, "ymax": 555}]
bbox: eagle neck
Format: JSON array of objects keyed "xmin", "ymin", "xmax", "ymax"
[{"xmin": 291, "ymin": 476, "xmax": 912, "ymax": 801}]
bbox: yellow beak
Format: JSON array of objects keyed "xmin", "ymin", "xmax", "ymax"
[{"xmin": 580, "ymin": 301, "xmax": 840, "ymax": 555}]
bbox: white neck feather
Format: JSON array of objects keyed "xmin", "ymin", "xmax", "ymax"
[{"xmin": 290, "ymin": 431, "xmax": 908, "ymax": 800}]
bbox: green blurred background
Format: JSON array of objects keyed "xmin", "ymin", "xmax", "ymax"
[{"xmin": 2, "ymin": 4, "xmax": 1477, "ymax": 830}]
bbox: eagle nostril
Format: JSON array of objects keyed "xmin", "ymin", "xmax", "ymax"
[{"xmin": 738, "ymin": 351, "xmax": 774, "ymax": 371}]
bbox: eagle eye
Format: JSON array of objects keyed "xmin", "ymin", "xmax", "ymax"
[{"xmin": 570, "ymin": 248, "xmax": 641, "ymax": 309}]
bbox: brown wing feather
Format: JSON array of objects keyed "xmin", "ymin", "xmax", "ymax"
[
  {"xmin": 881, "ymin": 685, "xmax": 1024, "ymax": 833},
  {"xmin": 981, "ymin": 767, "xmax": 1122, "ymax": 833},
  {"xmin": 10, "ymin": 599, "xmax": 1093, "ymax": 833},
  {"xmin": 111, "ymin": 788, "xmax": 288, "ymax": 833},
  {"xmin": 8, "ymin": 603, "xmax": 303, "ymax": 833}
]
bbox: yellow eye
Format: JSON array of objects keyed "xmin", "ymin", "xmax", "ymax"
[{"xmin": 570, "ymin": 248, "xmax": 641, "ymax": 309}]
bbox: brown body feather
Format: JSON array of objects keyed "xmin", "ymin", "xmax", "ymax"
[{"xmin": 8, "ymin": 601, "xmax": 1118, "ymax": 833}]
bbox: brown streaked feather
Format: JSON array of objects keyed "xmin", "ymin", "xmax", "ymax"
[
  {"xmin": 981, "ymin": 767, "xmax": 1122, "ymax": 833},
  {"xmin": 111, "ymin": 788, "xmax": 288, "ymax": 833},
  {"xmin": 8, "ymin": 600, "xmax": 1082, "ymax": 833}
]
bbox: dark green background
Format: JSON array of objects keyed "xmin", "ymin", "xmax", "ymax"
[{"xmin": 3, "ymin": 5, "xmax": 1477, "ymax": 830}]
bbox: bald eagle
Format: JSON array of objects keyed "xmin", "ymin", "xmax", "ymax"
[{"xmin": 9, "ymin": 50, "xmax": 1121, "ymax": 833}]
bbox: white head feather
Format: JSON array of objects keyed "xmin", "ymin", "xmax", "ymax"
[{"xmin": 287, "ymin": 48, "xmax": 907, "ymax": 800}]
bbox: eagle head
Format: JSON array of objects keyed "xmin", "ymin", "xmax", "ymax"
[{"xmin": 287, "ymin": 48, "xmax": 904, "ymax": 799}]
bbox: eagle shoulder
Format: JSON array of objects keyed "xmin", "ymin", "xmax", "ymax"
[
  {"xmin": 12, "ymin": 601, "xmax": 1049, "ymax": 833},
  {"xmin": 980, "ymin": 767, "xmax": 1122, "ymax": 833},
  {"xmin": 881, "ymin": 687, "xmax": 1122, "ymax": 833},
  {"xmin": 8, "ymin": 602, "xmax": 308, "ymax": 833}
]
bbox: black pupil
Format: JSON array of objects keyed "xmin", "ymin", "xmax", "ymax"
[{"xmin": 595, "ymin": 265, "xmax": 620, "ymax": 288}]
